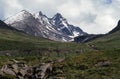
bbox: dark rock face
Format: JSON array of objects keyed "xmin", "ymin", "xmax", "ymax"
[
  {"xmin": 74, "ymin": 34, "xmax": 103, "ymax": 43},
  {"xmin": 50, "ymin": 13, "xmax": 87, "ymax": 37},
  {"xmin": 109, "ymin": 20, "xmax": 120, "ymax": 34},
  {"xmin": 0, "ymin": 20, "xmax": 9, "ymax": 28},
  {"xmin": 0, "ymin": 20, "xmax": 17, "ymax": 30}
]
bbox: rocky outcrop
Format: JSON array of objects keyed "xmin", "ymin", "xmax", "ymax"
[
  {"xmin": 0, "ymin": 60, "xmax": 52, "ymax": 79},
  {"xmin": 0, "ymin": 59, "xmax": 65, "ymax": 79},
  {"xmin": 34, "ymin": 63, "xmax": 52, "ymax": 79}
]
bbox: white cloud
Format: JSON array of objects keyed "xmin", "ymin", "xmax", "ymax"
[
  {"xmin": 6, "ymin": 0, "xmax": 22, "ymax": 9},
  {"xmin": 0, "ymin": 0, "xmax": 120, "ymax": 34},
  {"xmin": 1, "ymin": 0, "xmax": 23, "ymax": 19},
  {"xmin": 58, "ymin": 2, "xmax": 81, "ymax": 18}
]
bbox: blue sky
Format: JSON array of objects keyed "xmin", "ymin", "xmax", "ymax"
[{"xmin": 0, "ymin": 0, "xmax": 120, "ymax": 34}]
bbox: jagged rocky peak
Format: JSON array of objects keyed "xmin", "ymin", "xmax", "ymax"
[
  {"xmin": 52, "ymin": 13, "xmax": 67, "ymax": 23},
  {"xmin": 34, "ymin": 11, "xmax": 45, "ymax": 17},
  {"xmin": 34, "ymin": 11, "xmax": 53, "ymax": 25},
  {"xmin": 53, "ymin": 13, "xmax": 64, "ymax": 19},
  {"xmin": 38, "ymin": 11, "xmax": 43, "ymax": 16},
  {"xmin": 38, "ymin": 11, "xmax": 47, "ymax": 17},
  {"xmin": 20, "ymin": 10, "xmax": 29, "ymax": 14},
  {"xmin": 51, "ymin": 13, "xmax": 68, "ymax": 29},
  {"xmin": 50, "ymin": 13, "xmax": 87, "ymax": 37}
]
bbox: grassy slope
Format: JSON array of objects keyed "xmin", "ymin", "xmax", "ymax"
[
  {"xmin": 89, "ymin": 30, "xmax": 120, "ymax": 51},
  {"xmin": 0, "ymin": 28, "xmax": 54, "ymax": 50},
  {"xmin": 0, "ymin": 28, "xmax": 92, "ymax": 65},
  {"xmin": 53, "ymin": 30, "xmax": 120, "ymax": 79},
  {"xmin": 0, "ymin": 28, "xmax": 87, "ymax": 49},
  {"xmin": 0, "ymin": 27, "xmax": 120, "ymax": 79}
]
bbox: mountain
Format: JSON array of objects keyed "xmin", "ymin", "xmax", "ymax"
[
  {"xmin": 50, "ymin": 13, "xmax": 87, "ymax": 37},
  {"xmin": 74, "ymin": 20, "xmax": 120, "ymax": 43},
  {"xmin": 88, "ymin": 20, "xmax": 120, "ymax": 51},
  {"xmin": 5, "ymin": 10, "xmax": 72, "ymax": 42},
  {"xmin": 5, "ymin": 10, "xmax": 46, "ymax": 37},
  {"xmin": 33, "ymin": 11, "xmax": 72, "ymax": 42},
  {"xmin": 4, "ymin": 10, "xmax": 86, "ymax": 42}
]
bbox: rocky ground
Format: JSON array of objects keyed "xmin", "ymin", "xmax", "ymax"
[{"xmin": 0, "ymin": 59, "xmax": 65, "ymax": 79}]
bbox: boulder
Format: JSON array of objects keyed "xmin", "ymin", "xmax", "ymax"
[
  {"xmin": 35, "ymin": 63, "xmax": 53, "ymax": 79},
  {"xmin": 95, "ymin": 61, "xmax": 111, "ymax": 67},
  {"xmin": 1, "ymin": 65, "xmax": 16, "ymax": 76}
]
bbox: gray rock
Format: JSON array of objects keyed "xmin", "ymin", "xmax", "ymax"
[
  {"xmin": 35, "ymin": 63, "xmax": 52, "ymax": 79},
  {"xmin": 1, "ymin": 65, "xmax": 16, "ymax": 76},
  {"xmin": 95, "ymin": 61, "xmax": 111, "ymax": 67}
]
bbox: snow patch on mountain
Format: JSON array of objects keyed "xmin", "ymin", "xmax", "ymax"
[{"xmin": 5, "ymin": 10, "xmax": 32, "ymax": 25}]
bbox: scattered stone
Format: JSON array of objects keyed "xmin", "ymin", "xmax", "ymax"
[
  {"xmin": 5, "ymin": 53, "xmax": 11, "ymax": 56},
  {"xmin": 95, "ymin": 60, "xmax": 111, "ymax": 67}
]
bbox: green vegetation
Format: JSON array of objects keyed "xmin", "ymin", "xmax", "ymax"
[
  {"xmin": 53, "ymin": 51, "xmax": 120, "ymax": 79},
  {"xmin": 0, "ymin": 27, "xmax": 120, "ymax": 79},
  {"xmin": 0, "ymin": 28, "xmax": 92, "ymax": 66},
  {"xmin": 52, "ymin": 30, "xmax": 120, "ymax": 79}
]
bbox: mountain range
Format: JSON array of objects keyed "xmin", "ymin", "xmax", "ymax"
[
  {"xmin": 0, "ymin": 10, "xmax": 119, "ymax": 43},
  {"xmin": 4, "ymin": 10, "xmax": 87, "ymax": 42}
]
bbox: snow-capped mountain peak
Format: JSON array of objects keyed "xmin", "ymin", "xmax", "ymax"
[
  {"xmin": 34, "ymin": 11, "xmax": 50, "ymax": 25},
  {"xmin": 4, "ymin": 10, "xmax": 87, "ymax": 42},
  {"xmin": 5, "ymin": 10, "xmax": 32, "ymax": 25}
]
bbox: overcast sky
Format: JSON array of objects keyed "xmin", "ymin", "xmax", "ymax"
[{"xmin": 0, "ymin": 0, "xmax": 120, "ymax": 34}]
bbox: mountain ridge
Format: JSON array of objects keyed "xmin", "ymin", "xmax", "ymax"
[
  {"xmin": 74, "ymin": 20, "xmax": 120, "ymax": 43},
  {"xmin": 4, "ymin": 10, "xmax": 86, "ymax": 42}
]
